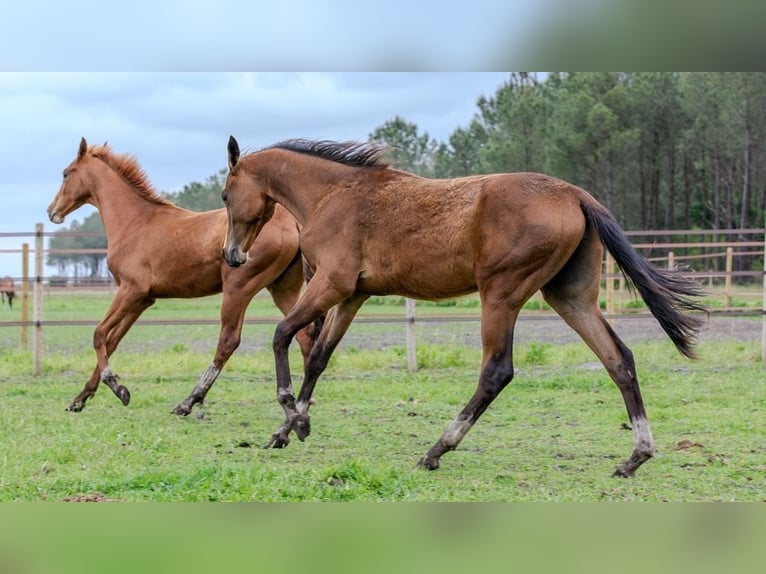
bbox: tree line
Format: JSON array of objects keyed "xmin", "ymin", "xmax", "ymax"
[{"xmin": 48, "ymin": 72, "xmax": 766, "ymax": 278}]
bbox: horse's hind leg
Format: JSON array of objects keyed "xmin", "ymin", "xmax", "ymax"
[
  {"xmin": 172, "ymin": 284, "xmax": 253, "ymax": 416},
  {"xmin": 542, "ymin": 254, "xmax": 654, "ymax": 477},
  {"xmin": 419, "ymin": 282, "xmax": 522, "ymax": 470}
]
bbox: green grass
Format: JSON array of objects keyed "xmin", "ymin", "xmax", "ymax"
[{"xmin": 0, "ymin": 319, "xmax": 763, "ymax": 501}]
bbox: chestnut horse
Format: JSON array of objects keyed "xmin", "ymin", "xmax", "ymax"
[
  {"xmin": 0, "ymin": 276, "xmax": 14, "ymax": 309},
  {"xmin": 221, "ymin": 136, "xmax": 706, "ymax": 477},
  {"xmin": 47, "ymin": 138, "xmax": 317, "ymax": 414}
]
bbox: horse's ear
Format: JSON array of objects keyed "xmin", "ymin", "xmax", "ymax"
[
  {"xmin": 228, "ymin": 135, "xmax": 240, "ymax": 169},
  {"xmin": 78, "ymin": 137, "xmax": 87, "ymax": 160}
]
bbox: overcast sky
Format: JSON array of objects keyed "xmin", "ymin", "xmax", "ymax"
[{"xmin": 0, "ymin": 72, "xmax": 511, "ymax": 278}]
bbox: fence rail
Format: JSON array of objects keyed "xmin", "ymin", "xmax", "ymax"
[{"xmin": 1, "ymin": 223, "xmax": 765, "ymax": 373}]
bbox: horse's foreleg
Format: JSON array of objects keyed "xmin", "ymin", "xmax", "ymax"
[
  {"xmin": 84, "ymin": 292, "xmax": 153, "ymax": 409},
  {"xmin": 67, "ymin": 368, "xmax": 102, "ymax": 412},
  {"xmin": 287, "ymin": 295, "xmax": 368, "ymax": 441},
  {"xmin": 67, "ymin": 301, "xmax": 150, "ymax": 411},
  {"xmin": 266, "ymin": 254, "xmax": 323, "ymax": 369},
  {"xmin": 266, "ymin": 276, "xmax": 350, "ymax": 448},
  {"xmin": 265, "ymin": 311, "xmax": 321, "ymax": 448}
]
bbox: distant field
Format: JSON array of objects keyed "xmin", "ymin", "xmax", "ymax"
[{"xmin": 0, "ymin": 291, "xmax": 763, "ymax": 501}]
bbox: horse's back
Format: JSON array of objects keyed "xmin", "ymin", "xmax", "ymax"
[{"xmin": 347, "ymin": 171, "xmax": 589, "ymax": 299}]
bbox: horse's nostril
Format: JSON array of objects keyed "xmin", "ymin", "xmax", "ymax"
[{"xmin": 222, "ymin": 247, "xmax": 241, "ymax": 267}]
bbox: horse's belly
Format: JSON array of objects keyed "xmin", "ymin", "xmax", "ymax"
[
  {"xmin": 149, "ymin": 263, "xmax": 223, "ymax": 298},
  {"xmin": 358, "ymin": 258, "xmax": 476, "ymax": 300}
]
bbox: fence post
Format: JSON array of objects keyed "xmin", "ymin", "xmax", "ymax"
[
  {"xmin": 724, "ymin": 246, "xmax": 733, "ymax": 309},
  {"xmin": 668, "ymin": 251, "xmax": 675, "ymax": 269},
  {"xmin": 405, "ymin": 298, "xmax": 417, "ymax": 372},
  {"xmin": 33, "ymin": 223, "xmax": 43, "ymax": 377},
  {"xmin": 21, "ymin": 243, "xmax": 29, "ymax": 349}
]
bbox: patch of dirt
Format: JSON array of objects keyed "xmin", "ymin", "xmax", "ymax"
[
  {"xmin": 62, "ymin": 492, "xmax": 118, "ymax": 502},
  {"xmin": 675, "ymin": 439, "xmax": 705, "ymax": 450}
]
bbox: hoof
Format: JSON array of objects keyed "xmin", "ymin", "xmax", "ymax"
[
  {"xmin": 117, "ymin": 385, "xmax": 131, "ymax": 406},
  {"xmin": 171, "ymin": 403, "xmax": 191, "ymax": 416},
  {"xmin": 613, "ymin": 451, "xmax": 651, "ymax": 477},
  {"xmin": 264, "ymin": 433, "xmax": 290, "ymax": 449},
  {"xmin": 293, "ymin": 414, "xmax": 311, "ymax": 441},
  {"xmin": 612, "ymin": 467, "xmax": 635, "ymax": 478},
  {"xmin": 417, "ymin": 456, "xmax": 440, "ymax": 471},
  {"xmin": 66, "ymin": 401, "xmax": 85, "ymax": 413}
]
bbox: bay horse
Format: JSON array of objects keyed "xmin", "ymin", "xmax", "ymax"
[
  {"xmin": 221, "ymin": 136, "xmax": 706, "ymax": 477},
  {"xmin": 0, "ymin": 276, "xmax": 14, "ymax": 309},
  {"xmin": 47, "ymin": 138, "xmax": 317, "ymax": 414}
]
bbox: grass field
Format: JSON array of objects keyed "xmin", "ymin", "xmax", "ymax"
[{"xmin": 0, "ymin": 291, "xmax": 764, "ymax": 501}]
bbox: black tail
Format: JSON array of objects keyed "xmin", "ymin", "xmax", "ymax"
[{"xmin": 581, "ymin": 200, "xmax": 706, "ymax": 358}]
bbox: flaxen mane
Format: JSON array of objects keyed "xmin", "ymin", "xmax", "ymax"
[
  {"xmin": 264, "ymin": 139, "xmax": 392, "ymax": 169},
  {"xmin": 89, "ymin": 144, "xmax": 174, "ymax": 206}
]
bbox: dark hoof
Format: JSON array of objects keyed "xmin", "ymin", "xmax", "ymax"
[
  {"xmin": 612, "ymin": 467, "xmax": 635, "ymax": 478},
  {"xmin": 117, "ymin": 385, "xmax": 131, "ymax": 406},
  {"xmin": 66, "ymin": 401, "xmax": 85, "ymax": 413},
  {"xmin": 264, "ymin": 433, "xmax": 290, "ymax": 449},
  {"xmin": 293, "ymin": 414, "xmax": 311, "ymax": 441},
  {"xmin": 417, "ymin": 456, "xmax": 440, "ymax": 471},
  {"xmin": 171, "ymin": 403, "xmax": 191, "ymax": 416}
]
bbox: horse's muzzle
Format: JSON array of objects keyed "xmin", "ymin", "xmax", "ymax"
[
  {"xmin": 47, "ymin": 206, "xmax": 64, "ymax": 224},
  {"xmin": 222, "ymin": 246, "xmax": 247, "ymax": 268}
]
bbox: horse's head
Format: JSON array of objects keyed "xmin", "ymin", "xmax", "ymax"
[
  {"xmin": 47, "ymin": 137, "xmax": 96, "ymax": 224},
  {"xmin": 221, "ymin": 136, "xmax": 275, "ymax": 267}
]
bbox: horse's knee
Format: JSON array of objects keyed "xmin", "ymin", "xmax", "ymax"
[
  {"xmin": 482, "ymin": 361, "xmax": 514, "ymax": 396},
  {"xmin": 272, "ymin": 323, "xmax": 294, "ymax": 354},
  {"xmin": 92, "ymin": 328, "xmax": 107, "ymax": 351}
]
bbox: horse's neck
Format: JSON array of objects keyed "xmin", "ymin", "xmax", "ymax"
[
  {"xmin": 255, "ymin": 151, "xmax": 345, "ymax": 225},
  {"xmin": 92, "ymin": 173, "xmax": 170, "ymax": 239}
]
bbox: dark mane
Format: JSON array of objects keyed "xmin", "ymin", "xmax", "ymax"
[
  {"xmin": 265, "ymin": 139, "xmax": 392, "ymax": 169},
  {"xmin": 89, "ymin": 144, "xmax": 174, "ymax": 206}
]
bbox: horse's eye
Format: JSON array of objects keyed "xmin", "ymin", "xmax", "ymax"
[{"xmin": 221, "ymin": 190, "xmax": 229, "ymax": 205}]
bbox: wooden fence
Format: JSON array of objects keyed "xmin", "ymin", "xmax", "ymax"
[{"xmin": 1, "ymin": 223, "xmax": 765, "ymax": 373}]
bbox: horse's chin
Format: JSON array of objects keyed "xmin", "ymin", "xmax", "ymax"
[{"xmin": 50, "ymin": 214, "xmax": 64, "ymax": 225}]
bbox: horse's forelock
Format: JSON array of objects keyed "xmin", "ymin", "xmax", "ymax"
[{"xmin": 87, "ymin": 144, "xmax": 111, "ymax": 160}]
